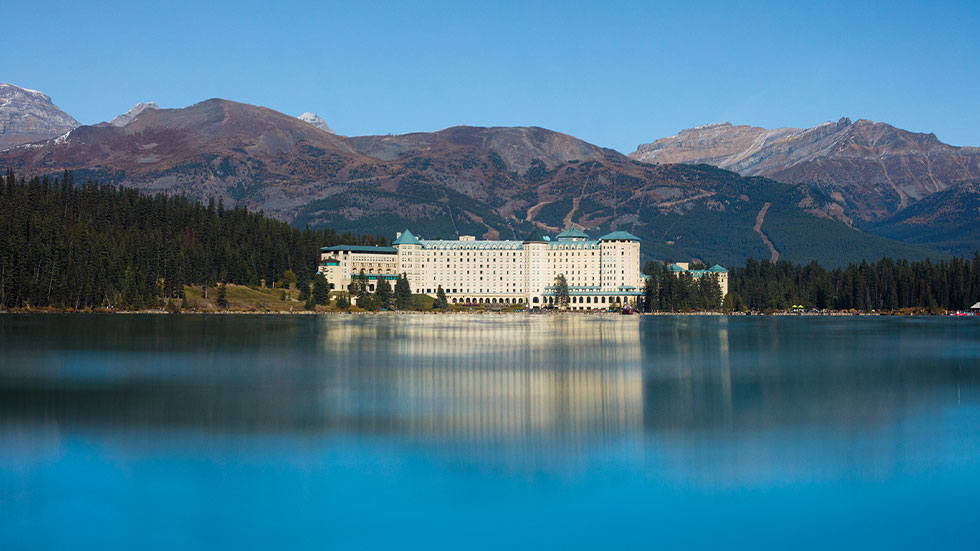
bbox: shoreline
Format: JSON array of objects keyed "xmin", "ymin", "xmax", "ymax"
[{"xmin": 0, "ymin": 308, "xmax": 967, "ymax": 317}]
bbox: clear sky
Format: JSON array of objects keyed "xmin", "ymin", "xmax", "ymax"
[{"xmin": 5, "ymin": 0, "xmax": 979, "ymax": 153}]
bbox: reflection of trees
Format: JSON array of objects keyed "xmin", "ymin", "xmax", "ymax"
[
  {"xmin": 639, "ymin": 316, "xmax": 979, "ymax": 433},
  {"xmin": 4, "ymin": 314, "xmax": 976, "ymax": 460}
]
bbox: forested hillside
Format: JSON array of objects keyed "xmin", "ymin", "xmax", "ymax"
[{"xmin": 0, "ymin": 170, "xmax": 377, "ymax": 309}]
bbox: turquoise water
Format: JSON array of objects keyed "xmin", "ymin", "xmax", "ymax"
[{"xmin": 1, "ymin": 314, "xmax": 979, "ymax": 549}]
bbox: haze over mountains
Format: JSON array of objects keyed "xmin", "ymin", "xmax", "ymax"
[{"xmin": 1, "ymin": 83, "xmax": 976, "ymax": 264}]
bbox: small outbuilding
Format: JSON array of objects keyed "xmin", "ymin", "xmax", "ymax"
[{"xmin": 971, "ymin": 302, "xmax": 980, "ymax": 313}]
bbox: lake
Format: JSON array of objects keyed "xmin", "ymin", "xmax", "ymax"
[{"xmin": 1, "ymin": 314, "xmax": 978, "ymax": 549}]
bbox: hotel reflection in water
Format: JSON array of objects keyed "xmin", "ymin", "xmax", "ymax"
[{"xmin": 315, "ymin": 316, "xmax": 647, "ymax": 445}]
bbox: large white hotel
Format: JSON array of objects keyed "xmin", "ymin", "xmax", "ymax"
[{"xmin": 317, "ymin": 228, "xmax": 646, "ymax": 309}]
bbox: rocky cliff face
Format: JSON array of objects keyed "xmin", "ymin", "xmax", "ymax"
[
  {"xmin": 631, "ymin": 118, "xmax": 980, "ymax": 223},
  {"xmin": 0, "ymin": 83, "xmax": 80, "ymax": 149}
]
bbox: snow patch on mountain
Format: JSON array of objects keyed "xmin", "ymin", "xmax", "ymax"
[
  {"xmin": 0, "ymin": 83, "xmax": 80, "ymax": 148},
  {"xmin": 111, "ymin": 102, "xmax": 159, "ymax": 127},
  {"xmin": 298, "ymin": 112, "xmax": 334, "ymax": 134}
]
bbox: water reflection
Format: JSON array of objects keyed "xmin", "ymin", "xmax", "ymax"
[
  {"xmin": 0, "ymin": 314, "xmax": 977, "ymax": 450},
  {"xmin": 639, "ymin": 316, "xmax": 979, "ymax": 434},
  {"xmin": 317, "ymin": 317, "xmax": 643, "ymax": 454},
  {"xmin": 4, "ymin": 314, "xmax": 980, "ymax": 549}
]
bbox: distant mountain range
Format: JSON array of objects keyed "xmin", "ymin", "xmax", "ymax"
[
  {"xmin": 631, "ymin": 119, "xmax": 980, "ymax": 255},
  {"xmin": 0, "ymin": 84, "xmax": 975, "ymax": 264}
]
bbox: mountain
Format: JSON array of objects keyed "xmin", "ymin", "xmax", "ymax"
[
  {"xmin": 0, "ymin": 83, "xmax": 80, "ymax": 149},
  {"xmin": 298, "ymin": 112, "xmax": 335, "ymax": 134},
  {"xmin": 0, "ymin": 98, "xmax": 371, "ymax": 217},
  {"xmin": 0, "ymin": 97, "xmax": 942, "ymax": 267},
  {"xmin": 110, "ymin": 102, "xmax": 159, "ymax": 126},
  {"xmin": 631, "ymin": 118, "xmax": 980, "ymax": 223},
  {"xmin": 869, "ymin": 182, "xmax": 980, "ymax": 256}
]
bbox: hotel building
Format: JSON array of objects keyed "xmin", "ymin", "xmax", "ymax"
[{"xmin": 317, "ymin": 228, "xmax": 644, "ymax": 309}]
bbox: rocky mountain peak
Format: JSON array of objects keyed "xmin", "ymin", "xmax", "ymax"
[
  {"xmin": 631, "ymin": 117, "xmax": 980, "ymax": 224},
  {"xmin": 298, "ymin": 112, "xmax": 334, "ymax": 134},
  {"xmin": 0, "ymin": 83, "xmax": 80, "ymax": 149},
  {"xmin": 110, "ymin": 102, "xmax": 159, "ymax": 127}
]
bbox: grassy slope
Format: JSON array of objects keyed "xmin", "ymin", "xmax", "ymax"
[
  {"xmin": 183, "ymin": 284, "xmax": 305, "ymax": 312},
  {"xmin": 182, "ymin": 284, "xmax": 439, "ymax": 312}
]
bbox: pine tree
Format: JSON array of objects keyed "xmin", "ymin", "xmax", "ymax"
[
  {"xmin": 697, "ymin": 274, "xmax": 723, "ymax": 310},
  {"xmin": 350, "ymin": 269, "xmax": 368, "ymax": 302},
  {"xmin": 283, "ymin": 269, "xmax": 297, "ymax": 289},
  {"xmin": 642, "ymin": 274, "xmax": 657, "ymax": 312},
  {"xmin": 216, "ymin": 283, "xmax": 229, "ymax": 309},
  {"xmin": 394, "ymin": 274, "xmax": 412, "ymax": 310},
  {"xmin": 555, "ymin": 274, "xmax": 570, "ymax": 309},
  {"xmin": 312, "ymin": 274, "xmax": 329, "ymax": 305},
  {"xmin": 376, "ymin": 277, "xmax": 393, "ymax": 309},
  {"xmin": 335, "ymin": 292, "xmax": 350, "ymax": 310},
  {"xmin": 298, "ymin": 279, "xmax": 311, "ymax": 302},
  {"xmin": 435, "ymin": 285, "xmax": 448, "ymax": 309}
]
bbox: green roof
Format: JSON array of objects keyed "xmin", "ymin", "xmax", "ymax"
[
  {"xmin": 598, "ymin": 230, "xmax": 640, "ymax": 242},
  {"xmin": 392, "ymin": 229, "xmax": 421, "ymax": 245},
  {"xmin": 708, "ymin": 264, "xmax": 728, "ymax": 273},
  {"xmin": 321, "ymin": 245, "xmax": 397, "ymax": 254},
  {"xmin": 556, "ymin": 228, "xmax": 590, "ymax": 240},
  {"xmin": 523, "ymin": 228, "xmax": 549, "ymax": 243}
]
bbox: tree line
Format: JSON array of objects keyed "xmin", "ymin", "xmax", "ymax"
[
  {"xmin": 0, "ymin": 170, "xmax": 379, "ymax": 310},
  {"xmin": 641, "ymin": 263, "xmax": 724, "ymax": 312},
  {"xmin": 641, "ymin": 256, "xmax": 980, "ymax": 312},
  {"xmin": 726, "ymin": 257, "xmax": 980, "ymax": 312}
]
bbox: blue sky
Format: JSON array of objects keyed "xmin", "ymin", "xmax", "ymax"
[{"xmin": 5, "ymin": 0, "xmax": 979, "ymax": 152}]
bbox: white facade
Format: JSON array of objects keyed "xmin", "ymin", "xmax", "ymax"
[{"xmin": 318, "ymin": 229, "xmax": 644, "ymax": 309}]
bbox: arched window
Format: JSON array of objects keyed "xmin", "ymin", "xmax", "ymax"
[{"xmin": 532, "ymin": 297, "xmax": 539, "ymax": 304}]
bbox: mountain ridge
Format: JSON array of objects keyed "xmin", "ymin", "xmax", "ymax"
[
  {"xmin": 0, "ymin": 95, "xmax": 953, "ymax": 266},
  {"xmin": 631, "ymin": 118, "xmax": 980, "ymax": 224}
]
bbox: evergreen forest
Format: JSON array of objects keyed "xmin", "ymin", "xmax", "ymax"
[
  {"xmin": 0, "ymin": 170, "xmax": 380, "ymax": 309},
  {"xmin": 642, "ymin": 255, "xmax": 980, "ymax": 312}
]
